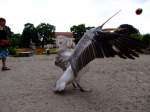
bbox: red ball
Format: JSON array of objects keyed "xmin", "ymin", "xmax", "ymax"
[{"xmin": 135, "ymin": 8, "xmax": 143, "ymax": 15}]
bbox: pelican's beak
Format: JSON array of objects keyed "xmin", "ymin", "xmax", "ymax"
[
  {"xmin": 116, "ymin": 28, "xmax": 126, "ymax": 31},
  {"xmin": 102, "ymin": 28, "xmax": 126, "ymax": 32},
  {"xmin": 102, "ymin": 28, "xmax": 117, "ymax": 32}
]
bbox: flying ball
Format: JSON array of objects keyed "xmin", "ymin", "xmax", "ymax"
[{"xmin": 135, "ymin": 8, "xmax": 143, "ymax": 15}]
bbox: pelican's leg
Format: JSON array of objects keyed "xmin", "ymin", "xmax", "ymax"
[
  {"xmin": 73, "ymin": 81, "xmax": 91, "ymax": 92},
  {"xmin": 75, "ymin": 81, "xmax": 86, "ymax": 92},
  {"xmin": 71, "ymin": 81, "xmax": 84, "ymax": 91},
  {"xmin": 72, "ymin": 82, "xmax": 77, "ymax": 88}
]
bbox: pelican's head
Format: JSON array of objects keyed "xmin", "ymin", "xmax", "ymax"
[{"xmin": 114, "ymin": 24, "xmax": 139, "ymax": 35}]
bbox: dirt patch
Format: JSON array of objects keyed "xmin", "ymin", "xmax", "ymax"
[{"xmin": 0, "ymin": 55, "xmax": 150, "ymax": 112}]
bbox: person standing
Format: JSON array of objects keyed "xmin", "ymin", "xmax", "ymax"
[{"xmin": 0, "ymin": 17, "xmax": 12, "ymax": 71}]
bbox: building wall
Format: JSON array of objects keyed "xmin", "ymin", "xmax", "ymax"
[
  {"xmin": 55, "ymin": 34, "xmax": 75, "ymax": 49},
  {"xmin": 45, "ymin": 32, "xmax": 75, "ymax": 49}
]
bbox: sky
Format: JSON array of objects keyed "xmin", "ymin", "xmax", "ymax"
[{"xmin": 0, "ymin": 0, "xmax": 150, "ymax": 34}]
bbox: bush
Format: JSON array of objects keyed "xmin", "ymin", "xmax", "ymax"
[
  {"xmin": 8, "ymin": 47, "xmax": 17, "ymax": 55},
  {"xmin": 141, "ymin": 34, "xmax": 150, "ymax": 46}
]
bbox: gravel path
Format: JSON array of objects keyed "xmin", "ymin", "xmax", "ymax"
[{"xmin": 0, "ymin": 55, "xmax": 150, "ymax": 112}]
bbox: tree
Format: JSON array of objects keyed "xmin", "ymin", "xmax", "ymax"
[
  {"xmin": 36, "ymin": 23, "xmax": 56, "ymax": 48},
  {"xmin": 10, "ymin": 33, "xmax": 22, "ymax": 48},
  {"xmin": 70, "ymin": 24, "xmax": 95, "ymax": 44},
  {"xmin": 21, "ymin": 23, "xmax": 36, "ymax": 48},
  {"xmin": 70, "ymin": 24, "xmax": 86, "ymax": 44},
  {"xmin": 141, "ymin": 34, "xmax": 150, "ymax": 47}
]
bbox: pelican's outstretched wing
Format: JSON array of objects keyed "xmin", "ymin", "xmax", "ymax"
[{"xmin": 69, "ymin": 28, "xmax": 145, "ymax": 76}]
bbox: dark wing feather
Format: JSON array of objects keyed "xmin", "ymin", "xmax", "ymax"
[{"xmin": 69, "ymin": 29, "xmax": 145, "ymax": 76}]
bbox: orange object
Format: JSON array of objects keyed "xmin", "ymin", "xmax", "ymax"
[{"xmin": 35, "ymin": 48, "xmax": 45, "ymax": 54}]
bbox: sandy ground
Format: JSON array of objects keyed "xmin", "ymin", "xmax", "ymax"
[{"xmin": 0, "ymin": 54, "xmax": 150, "ymax": 112}]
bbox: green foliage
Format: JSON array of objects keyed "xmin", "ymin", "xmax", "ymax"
[
  {"xmin": 9, "ymin": 33, "xmax": 22, "ymax": 48},
  {"xmin": 70, "ymin": 24, "xmax": 86, "ymax": 44},
  {"xmin": 21, "ymin": 23, "xmax": 36, "ymax": 48},
  {"xmin": 141, "ymin": 34, "xmax": 150, "ymax": 46},
  {"xmin": 36, "ymin": 23, "xmax": 56, "ymax": 47},
  {"xmin": 20, "ymin": 23, "xmax": 56, "ymax": 48},
  {"xmin": 70, "ymin": 24, "xmax": 94, "ymax": 44},
  {"xmin": 8, "ymin": 47, "xmax": 17, "ymax": 55},
  {"xmin": 130, "ymin": 33, "xmax": 150, "ymax": 48}
]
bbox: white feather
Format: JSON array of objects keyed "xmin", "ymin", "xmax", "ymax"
[{"xmin": 53, "ymin": 65, "xmax": 75, "ymax": 92}]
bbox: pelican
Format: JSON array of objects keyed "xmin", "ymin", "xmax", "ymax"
[{"xmin": 54, "ymin": 11, "xmax": 145, "ymax": 93}]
